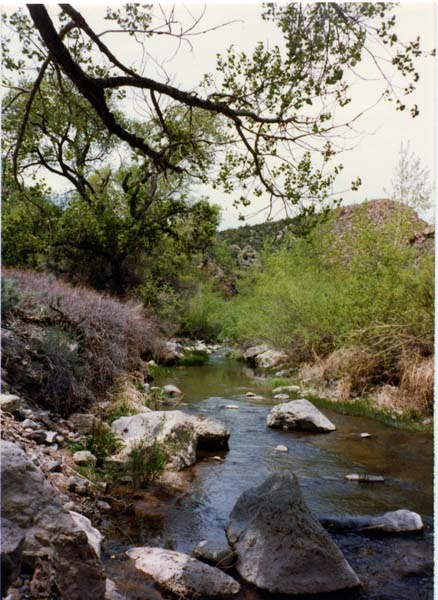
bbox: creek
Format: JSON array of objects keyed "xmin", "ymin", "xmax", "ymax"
[{"xmin": 102, "ymin": 350, "xmax": 433, "ymax": 599}]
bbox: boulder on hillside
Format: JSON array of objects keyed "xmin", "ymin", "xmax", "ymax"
[
  {"xmin": 267, "ymin": 398, "xmax": 336, "ymax": 432},
  {"xmin": 111, "ymin": 411, "xmax": 229, "ymax": 469},
  {"xmin": 226, "ymin": 472, "xmax": 360, "ymax": 595},
  {"xmin": 255, "ymin": 349, "xmax": 288, "ymax": 369},
  {"xmin": 127, "ymin": 547, "xmax": 240, "ymax": 597},
  {"xmin": 1, "ymin": 440, "xmax": 106, "ymax": 599}
]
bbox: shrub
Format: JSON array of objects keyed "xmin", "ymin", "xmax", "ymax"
[
  {"xmin": 218, "ymin": 203, "xmax": 434, "ymax": 405},
  {"xmin": 179, "ymin": 281, "xmax": 225, "ymax": 340},
  {"xmin": 85, "ymin": 422, "xmax": 123, "ymax": 468},
  {"xmin": 128, "ymin": 439, "xmax": 167, "ymax": 489},
  {"xmin": 1, "ymin": 269, "xmax": 164, "ymax": 415},
  {"xmin": 1, "ymin": 278, "xmax": 23, "ymax": 317}
]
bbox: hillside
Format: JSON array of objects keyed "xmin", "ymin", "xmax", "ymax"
[{"xmin": 218, "ymin": 199, "xmax": 434, "ymax": 255}]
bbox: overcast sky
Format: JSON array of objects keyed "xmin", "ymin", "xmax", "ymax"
[{"xmin": 4, "ymin": 2, "xmax": 436, "ymax": 228}]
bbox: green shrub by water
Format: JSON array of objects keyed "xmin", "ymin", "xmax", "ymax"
[{"xmin": 212, "ymin": 206, "xmax": 434, "ymax": 385}]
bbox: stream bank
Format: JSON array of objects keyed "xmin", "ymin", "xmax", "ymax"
[
  {"xmin": 1, "ymin": 347, "xmax": 433, "ymax": 599},
  {"xmin": 102, "ymin": 349, "xmax": 433, "ymax": 599}
]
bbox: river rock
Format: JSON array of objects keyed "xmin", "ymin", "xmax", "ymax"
[
  {"xmin": 1, "ymin": 517, "xmax": 25, "ymax": 594},
  {"xmin": 69, "ymin": 511, "xmax": 103, "ymax": 557},
  {"xmin": 320, "ymin": 510, "xmax": 423, "ymax": 534},
  {"xmin": 73, "ymin": 450, "xmax": 97, "ymax": 465},
  {"xmin": 163, "ymin": 384, "xmax": 183, "ymax": 397},
  {"xmin": 255, "ymin": 349, "xmax": 288, "ymax": 369},
  {"xmin": 243, "ymin": 345, "xmax": 269, "ymax": 364},
  {"xmin": 127, "ymin": 547, "xmax": 240, "ymax": 597},
  {"xmin": 274, "ymin": 445, "xmax": 288, "ymax": 452},
  {"xmin": 0, "ymin": 393, "xmax": 21, "ymax": 413},
  {"xmin": 226, "ymin": 472, "xmax": 360, "ymax": 595},
  {"xmin": 267, "ymin": 399, "xmax": 336, "ymax": 432},
  {"xmin": 345, "ymin": 473, "xmax": 384, "ymax": 482},
  {"xmin": 369, "ymin": 510, "xmax": 424, "ymax": 533},
  {"xmin": 194, "ymin": 539, "xmax": 235, "ymax": 569},
  {"xmin": 111, "ymin": 411, "xmax": 229, "ymax": 469},
  {"xmin": 1, "ymin": 440, "xmax": 106, "ymax": 599},
  {"xmin": 274, "ymin": 393, "xmax": 290, "ymax": 400}
]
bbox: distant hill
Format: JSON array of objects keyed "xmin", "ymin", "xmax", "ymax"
[{"xmin": 218, "ymin": 199, "xmax": 434, "ymax": 254}]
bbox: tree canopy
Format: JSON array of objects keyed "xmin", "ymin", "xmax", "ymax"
[{"xmin": 3, "ymin": 3, "xmax": 431, "ymax": 212}]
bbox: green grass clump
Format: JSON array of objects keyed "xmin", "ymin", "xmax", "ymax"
[
  {"xmin": 306, "ymin": 393, "xmax": 432, "ymax": 432},
  {"xmin": 85, "ymin": 424, "xmax": 123, "ymax": 468},
  {"xmin": 268, "ymin": 377, "xmax": 295, "ymax": 389},
  {"xmin": 179, "ymin": 350, "xmax": 210, "ymax": 366},
  {"xmin": 107, "ymin": 402, "xmax": 138, "ymax": 424},
  {"xmin": 128, "ymin": 439, "xmax": 167, "ymax": 489}
]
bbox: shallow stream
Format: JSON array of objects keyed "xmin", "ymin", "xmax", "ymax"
[{"xmin": 103, "ymin": 351, "xmax": 433, "ymax": 599}]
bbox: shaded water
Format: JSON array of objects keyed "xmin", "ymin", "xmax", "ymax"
[{"xmin": 103, "ymin": 351, "xmax": 433, "ymax": 599}]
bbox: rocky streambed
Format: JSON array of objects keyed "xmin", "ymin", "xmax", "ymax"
[{"xmin": 1, "ymin": 347, "xmax": 433, "ymax": 599}]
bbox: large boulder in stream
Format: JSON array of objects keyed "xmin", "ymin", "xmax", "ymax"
[
  {"xmin": 127, "ymin": 547, "xmax": 240, "ymax": 597},
  {"xmin": 226, "ymin": 472, "xmax": 360, "ymax": 595},
  {"xmin": 267, "ymin": 398, "xmax": 336, "ymax": 432},
  {"xmin": 111, "ymin": 410, "xmax": 229, "ymax": 469},
  {"xmin": 1, "ymin": 440, "xmax": 106, "ymax": 599}
]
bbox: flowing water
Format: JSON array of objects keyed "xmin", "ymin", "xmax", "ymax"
[{"xmin": 103, "ymin": 351, "xmax": 433, "ymax": 599}]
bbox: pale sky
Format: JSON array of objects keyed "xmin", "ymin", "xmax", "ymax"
[{"xmin": 3, "ymin": 2, "xmax": 436, "ymax": 228}]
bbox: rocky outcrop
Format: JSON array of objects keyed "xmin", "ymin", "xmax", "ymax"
[
  {"xmin": 111, "ymin": 410, "xmax": 229, "ymax": 469},
  {"xmin": 267, "ymin": 398, "xmax": 336, "ymax": 432},
  {"xmin": 1, "ymin": 440, "xmax": 106, "ymax": 599},
  {"xmin": 226, "ymin": 472, "xmax": 360, "ymax": 595},
  {"xmin": 127, "ymin": 547, "xmax": 240, "ymax": 597}
]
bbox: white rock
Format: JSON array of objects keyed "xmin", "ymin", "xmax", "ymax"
[
  {"xmin": 345, "ymin": 474, "xmax": 384, "ymax": 482},
  {"xmin": 163, "ymin": 384, "xmax": 183, "ymax": 396},
  {"xmin": 255, "ymin": 349, "xmax": 288, "ymax": 369},
  {"xmin": 0, "ymin": 394, "xmax": 21, "ymax": 412},
  {"xmin": 267, "ymin": 399, "xmax": 336, "ymax": 432},
  {"xmin": 368, "ymin": 509, "xmax": 423, "ymax": 532},
  {"xmin": 69, "ymin": 511, "xmax": 103, "ymax": 557},
  {"xmin": 111, "ymin": 411, "xmax": 229, "ymax": 470},
  {"xmin": 73, "ymin": 450, "xmax": 97, "ymax": 466},
  {"xmin": 360, "ymin": 433, "xmax": 372, "ymax": 439},
  {"xmin": 274, "ymin": 445, "xmax": 288, "ymax": 452},
  {"xmin": 274, "ymin": 393, "xmax": 290, "ymax": 400},
  {"xmin": 245, "ymin": 391, "xmax": 257, "ymax": 397},
  {"xmin": 243, "ymin": 345, "xmax": 269, "ymax": 362},
  {"xmin": 127, "ymin": 547, "xmax": 240, "ymax": 597},
  {"xmin": 225, "ymin": 405, "xmax": 239, "ymax": 410}
]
